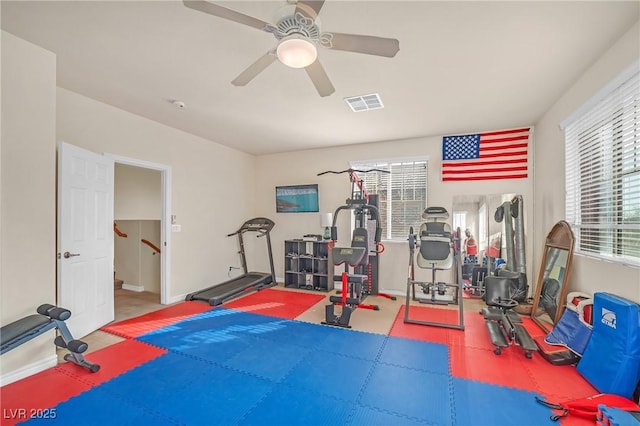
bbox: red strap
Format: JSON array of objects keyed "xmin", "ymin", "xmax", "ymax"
[{"xmin": 341, "ymin": 272, "xmax": 348, "ymax": 306}]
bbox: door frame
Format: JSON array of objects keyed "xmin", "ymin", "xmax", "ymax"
[{"xmin": 106, "ymin": 154, "xmax": 172, "ymax": 305}]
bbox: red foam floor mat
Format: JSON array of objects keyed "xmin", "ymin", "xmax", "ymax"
[
  {"xmin": 0, "ymin": 340, "xmax": 166, "ymax": 426},
  {"xmin": 448, "ymin": 312, "xmax": 497, "ymax": 350},
  {"xmin": 0, "ymin": 368, "xmax": 91, "ymax": 426},
  {"xmin": 224, "ymin": 288, "xmax": 325, "ymax": 319},
  {"xmin": 393, "ymin": 304, "xmax": 600, "ymax": 400},
  {"xmin": 389, "ymin": 305, "xmax": 457, "ymax": 344},
  {"xmin": 100, "ymin": 301, "xmax": 212, "ymax": 338},
  {"xmin": 449, "ymin": 343, "xmax": 538, "ymax": 390},
  {"xmin": 56, "ymin": 339, "xmax": 168, "ymax": 385},
  {"xmin": 522, "ymin": 351, "xmax": 597, "ymax": 401}
]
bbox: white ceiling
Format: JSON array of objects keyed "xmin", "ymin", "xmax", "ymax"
[{"xmin": 2, "ymin": 1, "xmax": 638, "ymax": 155}]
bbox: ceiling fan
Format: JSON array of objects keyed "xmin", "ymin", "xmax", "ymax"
[{"xmin": 183, "ymin": 0, "xmax": 400, "ymax": 97}]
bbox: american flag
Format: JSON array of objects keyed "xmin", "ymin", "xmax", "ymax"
[{"xmin": 441, "ymin": 127, "xmax": 530, "ymax": 181}]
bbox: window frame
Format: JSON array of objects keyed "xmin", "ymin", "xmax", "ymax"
[
  {"xmin": 350, "ymin": 157, "xmax": 429, "ymax": 241},
  {"xmin": 562, "ymin": 60, "xmax": 640, "ymax": 267}
]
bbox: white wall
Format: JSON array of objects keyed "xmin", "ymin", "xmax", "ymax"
[
  {"xmin": 56, "ymin": 88, "xmax": 257, "ymax": 301},
  {"xmin": 533, "ymin": 21, "xmax": 640, "ymax": 303},
  {"xmin": 0, "ymin": 31, "xmax": 57, "ymax": 383},
  {"xmin": 255, "ymin": 137, "xmax": 533, "ymax": 295}
]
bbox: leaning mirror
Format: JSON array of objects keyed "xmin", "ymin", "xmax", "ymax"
[{"xmin": 530, "ymin": 220, "xmax": 575, "ymax": 333}]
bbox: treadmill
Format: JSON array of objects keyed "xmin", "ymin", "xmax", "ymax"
[{"xmin": 186, "ymin": 217, "xmax": 277, "ymax": 306}]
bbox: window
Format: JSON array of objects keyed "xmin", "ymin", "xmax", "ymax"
[
  {"xmin": 478, "ymin": 203, "xmax": 487, "ymax": 252},
  {"xmin": 563, "ymin": 62, "xmax": 640, "ymax": 265},
  {"xmin": 452, "ymin": 211, "xmax": 466, "ymax": 232},
  {"xmin": 350, "ymin": 158, "xmax": 428, "ymax": 240}
]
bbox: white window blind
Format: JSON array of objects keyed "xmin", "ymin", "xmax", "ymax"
[
  {"xmin": 478, "ymin": 203, "xmax": 487, "ymax": 252},
  {"xmin": 564, "ymin": 66, "xmax": 640, "ymax": 265},
  {"xmin": 453, "ymin": 211, "xmax": 466, "ymax": 232},
  {"xmin": 350, "ymin": 158, "xmax": 428, "ymax": 240}
]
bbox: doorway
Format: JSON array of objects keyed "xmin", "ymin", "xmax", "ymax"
[{"xmin": 107, "ymin": 154, "xmax": 172, "ymax": 317}]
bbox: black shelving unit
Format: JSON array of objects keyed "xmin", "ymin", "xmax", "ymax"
[{"xmin": 284, "ymin": 240, "xmax": 332, "ymax": 292}]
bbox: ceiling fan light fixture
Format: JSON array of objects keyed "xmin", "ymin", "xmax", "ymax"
[{"xmin": 276, "ymin": 35, "xmax": 317, "ymax": 68}]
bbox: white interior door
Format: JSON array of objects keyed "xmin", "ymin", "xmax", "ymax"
[{"xmin": 57, "ymin": 142, "xmax": 114, "ymax": 338}]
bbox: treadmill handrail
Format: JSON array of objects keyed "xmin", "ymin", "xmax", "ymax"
[{"xmin": 227, "ymin": 217, "xmax": 275, "ymax": 236}]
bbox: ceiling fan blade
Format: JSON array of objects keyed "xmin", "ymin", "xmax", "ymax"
[
  {"xmin": 325, "ymin": 33, "xmax": 400, "ymax": 58},
  {"xmin": 305, "ymin": 60, "xmax": 335, "ymax": 97},
  {"xmin": 231, "ymin": 52, "xmax": 277, "ymax": 86},
  {"xmin": 183, "ymin": 1, "xmax": 271, "ymax": 31},
  {"xmin": 295, "ymin": 1, "xmax": 325, "ymax": 20}
]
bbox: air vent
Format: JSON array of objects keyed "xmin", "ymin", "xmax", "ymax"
[{"xmin": 344, "ymin": 93, "xmax": 384, "ymax": 112}]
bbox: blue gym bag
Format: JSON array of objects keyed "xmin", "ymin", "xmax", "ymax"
[
  {"xmin": 545, "ymin": 292, "xmax": 593, "ymax": 356},
  {"xmin": 577, "ymin": 292, "xmax": 640, "ymax": 398}
]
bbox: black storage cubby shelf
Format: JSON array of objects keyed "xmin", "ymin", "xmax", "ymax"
[{"xmin": 284, "ymin": 240, "xmax": 332, "ymax": 292}]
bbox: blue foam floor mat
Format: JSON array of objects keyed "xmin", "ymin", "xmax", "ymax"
[{"xmin": 25, "ymin": 308, "xmax": 558, "ymax": 425}]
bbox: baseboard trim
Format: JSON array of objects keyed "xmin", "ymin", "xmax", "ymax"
[
  {"xmin": 168, "ymin": 293, "xmax": 188, "ymax": 304},
  {"xmin": 0, "ymin": 354, "xmax": 58, "ymax": 387},
  {"xmin": 122, "ymin": 283, "xmax": 144, "ymax": 292}
]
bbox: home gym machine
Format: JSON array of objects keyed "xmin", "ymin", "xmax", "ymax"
[
  {"xmin": 480, "ymin": 195, "xmax": 537, "ymax": 357},
  {"xmin": 404, "ymin": 206, "xmax": 465, "ymax": 330},
  {"xmin": 481, "ymin": 275, "xmax": 537, "ymax": 358},
  {"xmin": 493, "ymin": 195, "xmax": 528, "ymax": 301},
  {"xmin": 318, "ymin": 168, "xmax": 395, "ymax": 328},
  {"xmin": 1, "ymin": 304, "xmax": 100, "ymax": 372},
  {"xmin": 186, "ymin": 217, "xmax": 277, "ymax": 306}
]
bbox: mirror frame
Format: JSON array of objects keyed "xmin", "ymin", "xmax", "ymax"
[{"xmin": 530, "ymin": 220, "xmax": 576, "ymax": 333}]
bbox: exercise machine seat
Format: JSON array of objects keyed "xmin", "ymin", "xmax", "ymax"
[
  {"xmin": 1, "ymin": 314, "xmax": 50, "ymax": 351},
  {"xmin": 416, "ymin": 209, "xmax": 453, "ymax": 270},
  {"xmin": 496, "ymin": 269, "xmax": 528, "ymax": 302},
  {"xmin": 332, "ymin": 247, "xmax": 366, "ymax": 267}
]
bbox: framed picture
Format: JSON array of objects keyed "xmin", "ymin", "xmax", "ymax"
[{"xmin": 276, "ymin": 184, "xmax": 319, "ymax": 213}]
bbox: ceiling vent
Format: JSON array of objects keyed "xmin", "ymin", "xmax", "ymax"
[{"xmin": 344, "ymin": 93, "xmax": 384, "ymax": 112}]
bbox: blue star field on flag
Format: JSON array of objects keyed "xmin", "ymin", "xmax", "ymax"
[{"xmin": 442, "ymin": 134, "xmax": 481, "ymax": 160}]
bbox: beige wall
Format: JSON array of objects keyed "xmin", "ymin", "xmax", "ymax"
[
  {"xmin": 114, "ymin": 163, "xmax": 161, "ymax": 220},
  {"xmin": 113, "ymin": 163, "xmax": 162, "ymax": 294},
  {"xmin": 114, "ymin": 220, "xmax": 161, "ymax": 293},
  {"xmin": 1, "ymin": 18, "xmax": 638, "ymax": 385},
  {"xmin": 533, "ymin": 21, "xmax": 640, "ymax": 303},
  {"xmin": 140, "ymin": 221, "xmax": 161, "ymax": 293},
  {"xmin": 0, "ymin": 32, "xmax": 57, "ymax": 381},
  {"xmin": 56, "ymin": 88, "xmax": 256, "ymax": 301},
  {"xmin": 255, "ymin": 138, "xmax": 533, "ymax": 294}
]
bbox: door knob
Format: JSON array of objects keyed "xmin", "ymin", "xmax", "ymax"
[{"xmin": 63, "ymin": 251, "xmax": 80, "ymax": 258}]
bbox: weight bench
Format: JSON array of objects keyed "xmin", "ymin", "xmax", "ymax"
[{"xmin": 1, "ymin": 304, "xmax": 100, "ymax": 373}]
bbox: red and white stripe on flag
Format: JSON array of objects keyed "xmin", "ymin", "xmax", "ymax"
[{"xmin": 441, "ymin": 127, "xmax": 530, "ymax": 181}]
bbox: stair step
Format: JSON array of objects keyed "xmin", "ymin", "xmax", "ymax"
[{"xmin": 114, "ymin": 279, "xmax": 124, "ymax": 289}]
